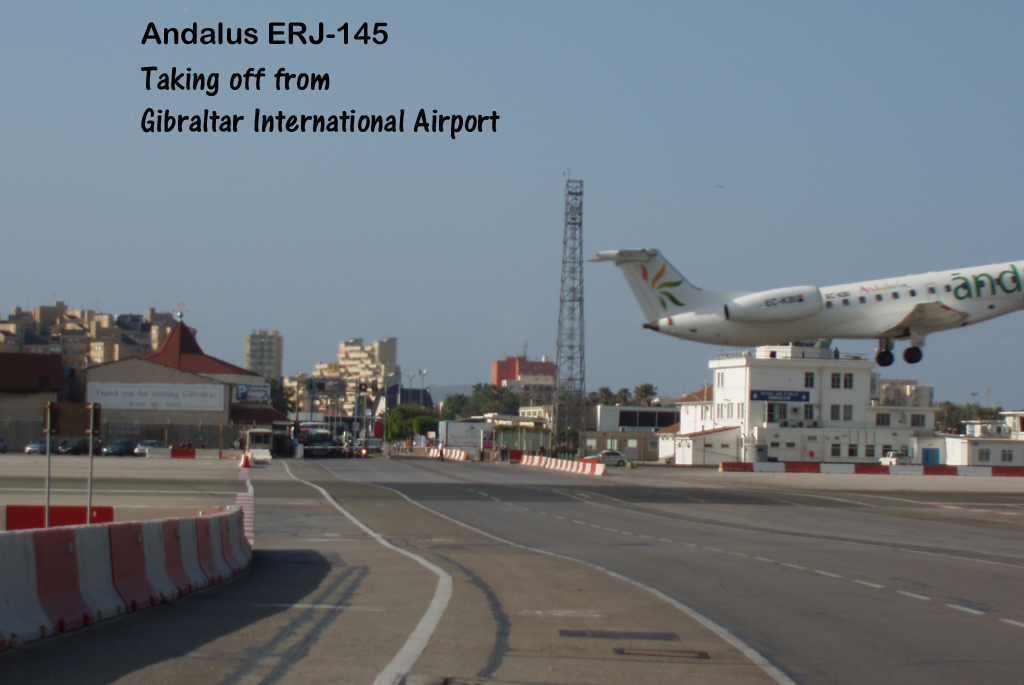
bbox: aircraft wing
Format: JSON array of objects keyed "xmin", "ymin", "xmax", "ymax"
[{"xmin": 879, "ymin": 302, "xmax": 968, "ymax": 337}]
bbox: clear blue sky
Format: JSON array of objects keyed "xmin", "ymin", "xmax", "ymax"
[{"xmin": 2, "ymin": 2, "xmax": 1022, "ymax": 407}]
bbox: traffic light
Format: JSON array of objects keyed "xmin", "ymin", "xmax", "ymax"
[{"xmin": 359, "ymin": 382, "xmax": 368, "ymax": 393}]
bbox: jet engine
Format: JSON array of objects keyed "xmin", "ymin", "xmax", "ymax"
[{"xmin": 724, "ymin": 287, "xmax": 822, "ymax": 323}]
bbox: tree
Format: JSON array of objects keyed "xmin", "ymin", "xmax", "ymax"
[
  {"xmin": 633, "ymin": 383, "xmax": 657, "ymax": 407},
  {"xmin": 268, "ymin": 380, "xmax": 295, "ymax": 415},
  {"xmin": 412, "ymin": 415, "xmax": 439, "ymax": 437},
  {"xmin": 936, "ymin": 401, "xmax": 1002, "ymax": 434},
  {"xmin": 442, "ymin": 384, "xmax": 521, "ymax": 420},
  {"xmin": 387, "ymin": 404, "xmax": 436, "ymax": 440},
  {"xmin": 441, "ymin": 393, "xmax": 470, "ymax": 421},
  {"xmin": 614, "ymin": 388, "xmax": 632, "ymax": 405}
]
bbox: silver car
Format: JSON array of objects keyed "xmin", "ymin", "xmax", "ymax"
[{"xmin": 596, "ymin": 450, "xmax": 629, "ymax": 467}]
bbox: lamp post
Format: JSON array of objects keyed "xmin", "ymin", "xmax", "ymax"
[
  {"xmin": 406, "ymin": 373, "xmax": 416, "ymax": 406},
  {"xmin": 419, "ymin": 369, "xmax": 428, "ymax": 405}
]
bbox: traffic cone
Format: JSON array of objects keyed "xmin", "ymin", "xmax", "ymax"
[{"xmin": 240, "ymin": 452, "xmax": 251, "ymax": 469}]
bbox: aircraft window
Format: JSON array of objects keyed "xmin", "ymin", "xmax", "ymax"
[
  {"xmin": 928, "ymin": 286, "xmax": 936, "ymax": 294},
  {"xmin": 909, "ymin": 289, "xmax": 917, "ymax": 297},
  {"xmin": 826, "ymin": 301, "xmax": 833, "ymax": 309},
  {"xmin": 842, "ymin": 298, "xmax": 850, "ymax": 306},
  {"xmin": 875, "ymin": 294, "xmax": 883, "ymax": 302},
  {"xmin": 945, "ymin": 284, "xmax": 952, "ymax": 292},
  {"xmin": 891, "ymin": 292, "xmax": 900, "ymax": 300},
  {"xmin": 858, "ymin": 296, "xmax": 866, "ymax": 304}
]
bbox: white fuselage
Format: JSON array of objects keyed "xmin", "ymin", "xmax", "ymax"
[{"xmin": 650, "ymin": 261, "xmax": 1024, "ymax": 346}]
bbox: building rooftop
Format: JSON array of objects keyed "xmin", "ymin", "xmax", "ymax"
[{"xmin": 143, "ymin": 322, "xmax": 257, "ymax": 377}]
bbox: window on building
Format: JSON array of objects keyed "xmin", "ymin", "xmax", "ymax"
[
  {"xmin": 848, "ymin": 444, "xmax": 859, "ymax": 457},
  {"xmin": 978, "ymin": 448, "xmax": 990, "ymax": 462},
  {"xmin": 627, "ymin": 439, "xmax": 638, "ymax": 448},
  {"xmin": 647, "ymin": 440, "xmax": 658, "ymax": 452},
  {"xmin": 717, "ymin": 404, "xmax": 723, "ymax": 419},
  {"xmin": 842, "ymin": 298, "xmax": 850, "ymax": 306},
  {"xmin": 804, "ymin": 404, "xmax": 815, "ymax": 420},
  {"xmin": 826, "ymin": 301, "xmax": 833, "ymax": 309},
  {"xmin": 876, "ymin": 294, "xmax": 884, "ymax": 302},
  {"xmin": 739, "ymin": 404, "xmax": 745, "ymax": 419},
  {"xmin": 586, "ymin": 438, "xmax": 597, "ymax": 449},
  {"xmin": 805, "ymin": 372, "xmax": 815, "ymax": 388},
  {"xmin": 892, "ymin": 292, "xmax": 900, "ymax": 299},
  {"xmin": 770, "ymin": 442, "xmax": 780, "ymax": 448},
  {"xmin": 831, "ymin": 373, "xmax": 841, "ymax": 389},
  {"xmin": 843, "ymin": 405, "xmax": 853, "ymax": 421},
  {"xmin": 1001, "ymin": 450, "xmax": 1013, "ymax": 463},
  {"xmin": 843, "ymin": 373, "xmax": 854, "ymax": 389},
  {"xmin": 945, "ymin": 284, "xmax": 952, "ymax": 292},
  {"xmin": 865, "ymin": 445, "xmax": 875, "ymax": 458},
  {"xmin": 727, "ymin": 403, "xmax": 734, "ymax": 419},
  {"xmin": 720, "ymin": 443, "xmax": 730, "ymax": 449},
  {"xmin": 767, "ymin": 403, "xmax": 787, "ymax": 423},
  {"xmin": 830, "ymin": 405, "xmax": 840, "ymax": 420},
  {"xmin": 882, "ymin": 444, "xmax": 892, "ymax": 455},
  {"xmin": 831, "ymin": 443, "xmax": 842, "ymax": 457},
  {"xmin": 807, "ymin": 435, "xmax": 818, "ymax": 441},
  {"xmin": 928, "ymin": 286, "xmax": 936, "ymax": 295},
  {"xmin": 786, "ymin": 442, "xmax": 796, "ymax": 448},
  {"xmin": 911, "ymin": 414, "xmax": 926, "ymax": 427},
  {"xmin": 876, "ymin": 413, "xmax": 891, "ymax": 426},
  {"xmin": 858, "ymin": 296, "xmax": 867, "ymax": 304}
]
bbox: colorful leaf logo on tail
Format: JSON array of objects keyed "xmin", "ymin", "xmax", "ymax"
[{"xmin": 641, "ymin": 263, "xmax": 684, "ymax": 309}]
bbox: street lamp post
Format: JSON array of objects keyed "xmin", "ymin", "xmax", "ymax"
[{"xmin": 419, "ymin": 369, "xmax": 428, "ymax": 405}]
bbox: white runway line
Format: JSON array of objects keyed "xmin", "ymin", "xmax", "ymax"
[
  {"xmin": 814, "ymin": 570, "xmax": 843, "ymax": 579},
  {"xmin": 897, "ymin": 591, "xmax": 931, "ymax": 601},
  {"xmin": 853, "ymin": 580, "xmax": 885, "ymax": 589},
  {"xmin": 945, "ymin": 604, "xmax": 984, "ymax": 615}
]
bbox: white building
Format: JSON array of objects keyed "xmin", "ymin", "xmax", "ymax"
[
  {"xmin": 943, "ymin": 414, "xmax": 1024, "ymax": 467},
  {"xmin": 661, "ymin": 344, "xmax": 937, "ymax": 465}
]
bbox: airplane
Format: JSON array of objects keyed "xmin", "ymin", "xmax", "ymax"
[{"xmin": 594, "ymin": 249, "xmax": 1024, "ymax": 366}]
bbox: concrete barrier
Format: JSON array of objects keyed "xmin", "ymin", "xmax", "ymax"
[
  {"xmin": 427, "ymin": 448, "xmax": 469, "ymax": 461},
  {"xmin": 519, "ymin": 455, "xmax": 606, "ymax": 476},
  {"xmin": 6, "ymin": 505, "xmax": 114, "ymax": 530},
  {"xmin": 109, "ymin": 522, "xmax": 158, "ymax": 612},
  {"xmin": 0, "ymin": 530, "xmax": 51, "ymax": 646},
  {"xmin": 718, "ymin": 462, "xmax": 1024, "ymax": 477},
  {"xmin": 0, "ymin": 507, "xmax": 250, "ymax": 651}
]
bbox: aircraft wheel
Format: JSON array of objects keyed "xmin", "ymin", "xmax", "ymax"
[
  {"xmin": 876, "ymin": 350, "xmax": 895, "ymax": 367},
  {"xmin": 903, "ymin": 346, "xmax": 923, "ymax": 364}
]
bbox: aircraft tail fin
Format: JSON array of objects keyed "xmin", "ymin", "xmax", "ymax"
[{"xmin": 592, "ymin": 249, "xmax": 708, "ymax": 321}]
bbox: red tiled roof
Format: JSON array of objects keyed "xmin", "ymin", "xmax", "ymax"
[
  {"xmin": 142, "ymin": 322, "xmax": 257, "ymax": 377},
  {"xmin": 677, "ymin": 387, "xmax": 713, "ymax": 404},
  {"xmin": 0, "ymin": 353, "xmax": 64, "ymax": 392}
]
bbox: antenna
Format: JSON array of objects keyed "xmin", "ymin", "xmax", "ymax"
[{"xmin": 553, "ymin": 177, "xmax": 586, "ymax": 456}]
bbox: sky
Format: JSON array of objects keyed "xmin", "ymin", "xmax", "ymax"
[{"xmin": 2, "ymin": 2, "xmax": 1023, "ymax": 407}]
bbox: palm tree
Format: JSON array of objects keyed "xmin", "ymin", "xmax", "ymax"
[{"xmin": 633, "ymin": 383, "xmax": 657, "ymax": 407}]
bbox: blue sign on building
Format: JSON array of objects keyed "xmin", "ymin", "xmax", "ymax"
[{"xmin": 750, "ymin": 390, "xmax": 810, "ymax": 402}]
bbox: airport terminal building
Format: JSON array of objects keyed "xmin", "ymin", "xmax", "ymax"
[{"xmin": 661, "ymin": 344, "xmax": 937, "ymax": 465}]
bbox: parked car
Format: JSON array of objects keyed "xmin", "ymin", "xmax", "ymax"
[
  {"xmin": 878, "ymin": 452, "xmax": 910, "ymax": 466},
  {"xmin": 24, "ymin": 438, "xmax": 50, "ymax": 454},
  {"xmin": 102, "ymin": 439, "xmax": 138, "ymax": 456},
  {"xmin": 0, "ymin": 437, "xmax": 8, "ymax": 453},
  {"xmin": 596, "ymin": 449, "xmax": 629, "ymax": 467},
  {"xmin": 58, "ymin": 438, "xmax": 94, "ymax": 455},
  {"xmin": 134, "ymin": 440, "xmax": 166, "ymax": 456}
]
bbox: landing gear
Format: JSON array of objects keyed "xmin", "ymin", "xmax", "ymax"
[
  {"xmin": 876, "ymin": 339, "xmax": 895, "ymax": 367},
  {"xmin": 903, "ymin": 346, "xmax": 923, "ymax": 364}
]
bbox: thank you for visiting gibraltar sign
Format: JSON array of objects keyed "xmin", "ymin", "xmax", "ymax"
[
  {"xmin": 750, "ymin": 390, "xmax": 810, "ymax": 402},
  {"xmin": 88, "ymin": 383, "xmax": 224, "ymax": 411}
]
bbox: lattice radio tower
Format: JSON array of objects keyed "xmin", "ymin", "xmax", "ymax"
[{"xmin": 554, "ymin": 177, "xmax": 586, "ymax": 455}]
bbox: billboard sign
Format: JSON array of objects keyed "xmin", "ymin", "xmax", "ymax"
[
  {"xmin": 88, "ymin": 383, "xmax": 224, "ymax": 411},
  {"xmin": 235, "ymin": 383, "xmax": 272, "ymax": 402}
]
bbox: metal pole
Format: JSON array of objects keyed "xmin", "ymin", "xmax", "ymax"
[
  {"xmin": 86, "ymin": 403, "xmax": 95, "ymax": 520},
  {"xmin": 45, "ymin": 402, "xmax": 52, "ymax": 528}
]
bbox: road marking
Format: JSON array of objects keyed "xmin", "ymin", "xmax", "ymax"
[
  {"xmin": 1001, "ymin": 619, "xmax": 1024, "ymax": 629},
  {"xmin": 704, "ymin": 547, "xmax": 722, "ymax": 552},
  {"xmin": 553, "ymin": 515, "xmax": 565, "ymax": 520},
  {"xmin": 680, "ymin": 542, "xmax": 697, "ymax": 547},
  {"xmin": 590, "ymin": 524, "xmax": 603, "ymax": 529},
  {"xmin": 814, "ymin": 570, "xmax": 843, "ymax": 579},
  {"xmin": 659, "ymin": 538, "xmax": 673, "ymax": 543},
  {"xmin": 620, "ymin": 531, "xmax": 634, "ymax": 536},
  {"xmin": 604, "ymin": 527, "xmax": 619, "ymax": 532},
  {"xmin": 854, "ymin": 580, "xmax": 885, "ymax": 589},
  {"xmin": 945, "ymin": 604, "xmax": 984, "ymax": 615},
  {"xmin": 363, "ymin": 477, "xmax": 800, "ymax": 685},
  {"xmin": 573, "ymin": 520, "xmax": 587, "ymax": 525},
  {"xmin": 897, "ymin": 591, "xmax": 931, "ymax": 601},
  {"xmin": 284, "ymin": 462, "xmax": 452, "ymax": 685},
  {"xmin": 639, "ymin": 534, "xmax": 653, "ymax": 539},
  {"xmin": 728, "ymin": 552, "xmax": 746, "ymax": 557},
  {"xmin": 755, "ymin": 557, "xmax": 775, "ymax": 563},
  {"xmin": 781, "ymin": 563, "xmax": 806, "ymax": 570}
]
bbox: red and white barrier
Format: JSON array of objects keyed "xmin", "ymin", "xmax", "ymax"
[
  {"xmin": 428, "ymin": 448, "xmax": 469, "ymax": 461},
  {"xmin": 0, "ymin": 507, "xmax": 251, "ymax": 651},
  {"xmin": 520, "ymin": 455, "xmax": 606, "ymax": 476},
  {"xmin": 147, "ymin": 448, "xmax": 243, "ymax": 460},
  {"xmin": 719, "ymin": 462, "xmax": 1024, "ymax": 477}
]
